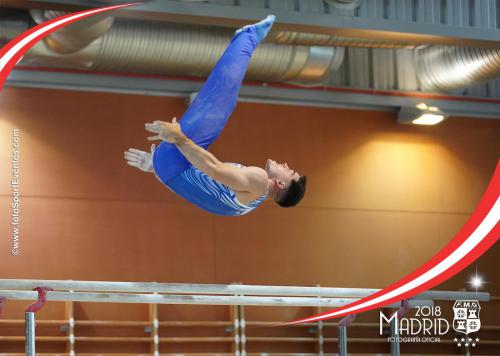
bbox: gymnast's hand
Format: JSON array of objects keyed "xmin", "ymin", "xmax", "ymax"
[
  {"xmin": 145, "ymin": 117, "xmax": 183, "ymax": 144},
  {"xmin": 124, "ymin": 144, "xmax": 155, "ymax": 173}
]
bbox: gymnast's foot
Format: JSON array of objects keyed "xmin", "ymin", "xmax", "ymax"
[{"xmin": 235, "ymin": 15, "xmax": 276, "ymax": 43}]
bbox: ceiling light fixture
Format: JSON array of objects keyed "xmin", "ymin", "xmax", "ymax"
[{"xmin": 398, "ymin": 104, "xmax": 448, "ymax": 125}]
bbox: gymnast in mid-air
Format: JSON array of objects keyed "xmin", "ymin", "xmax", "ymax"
[{"xmin": 124, "ymin": 15, "xmax": 306, "ymax": 216}]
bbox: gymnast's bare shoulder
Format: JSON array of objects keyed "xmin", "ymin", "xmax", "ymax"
[{"xmin": 213, "ymin": 164, "xmax": 268, "ymax": 200}]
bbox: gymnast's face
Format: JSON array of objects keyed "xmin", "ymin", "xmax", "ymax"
[{"xmin": 265, "ymin": 159, "xmax": 300, "ymax": 187}]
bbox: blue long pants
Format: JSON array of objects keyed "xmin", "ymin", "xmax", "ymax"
[{"xmin": 153, "ymin": 26, "xmax": 263, "ymax": 184}]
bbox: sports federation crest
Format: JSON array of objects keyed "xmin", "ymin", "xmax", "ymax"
[{"xmin": 453, "ymin": 300, "xmax": 481, "ymax": 334}]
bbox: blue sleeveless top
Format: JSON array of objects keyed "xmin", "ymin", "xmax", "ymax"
[{"xmin": 162, "ymin": 164, "xmax": 268, "ymax": 216}]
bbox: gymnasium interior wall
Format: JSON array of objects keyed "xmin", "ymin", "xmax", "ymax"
[{"xmin": 0, "ymin": 87, "xmax": 499, "ymax": 354}]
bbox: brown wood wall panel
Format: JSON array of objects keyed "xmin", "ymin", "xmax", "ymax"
[
  {"xmin": 213, "ymin": 208, "xmax": 471, "ymax": 287},
  {"xmin": 0, "ymin": 197, "xmax": 214, "ymax": 282}
]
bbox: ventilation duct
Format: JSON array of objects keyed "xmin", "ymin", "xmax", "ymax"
[
  {"xmin": 415, "ymin": 46, "xmax": 500, "ymax": 91},
  {"xmin": 24, "ymin": 19, "xmax": 344, "ymax": 84},
  {"xmin": 269, "ymin": 31, "xmax": 417, "ymax": 49},
  {"xmin": 29, "ymin": 9, "xmax": 113, "ymax": 54}
]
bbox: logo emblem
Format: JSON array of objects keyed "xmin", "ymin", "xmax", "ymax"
[{"xmin": 453, "ymin": 300, "xmax": 481, "ymax": 334}]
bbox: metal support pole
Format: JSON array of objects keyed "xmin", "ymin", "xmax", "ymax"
[
  {"xmin": 317, "ymin": 320, "xmax": 324, "ymax": 356},
  {"xmin": 25, "ymin": 311, "xmax": 35, "ymax": 356},
  {"xmin": 338, "ymin": 325, "xmax": 347, "ymax": 356},
  {"xmin": 390, "ymin": 300, "xmax": 409, "ymax": 356},
  {"xmin": 390, "ymin": 317, "xmax": 399, "ymax": 356},
  {"xmin": 338, "ymin": 314, "xmax": 356, "ymax": 356},
  {"xmin": 24, "ymin": 287, "xmax": 52, "ymax": 356},
  {"xmin": 0, "ymin": 296, "xmax": 5, "ymax": 316},
  {"xmin": 233, "ymin": 305, "xmax": 240, "ymax": 356},
  {"xmin": 239, "ymin": 304, "xmax": 246, "ymax": 356}
]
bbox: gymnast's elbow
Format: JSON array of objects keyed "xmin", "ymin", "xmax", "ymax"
[{"xmin": 207, "ymin": 161, "xmax": 226, "ymax": 179}]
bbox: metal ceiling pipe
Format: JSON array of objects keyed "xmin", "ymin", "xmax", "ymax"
[
  {"xmin": 29, "ymin": 9, "xmax": 113, "ymax": 54},
  {"xmin": 415, "ymin": 46, "xmax": 500, "ymax": 91},
  {"xmin": 269, "ymin": 31, "xmax": 417, "ymax": 49},
  {"xmin": 25, "ymin": 19, "xmax": 344, "ymax": 83}
]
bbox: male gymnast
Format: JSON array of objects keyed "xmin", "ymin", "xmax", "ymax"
[{"xmin": 124, "ymin": 16, "xmax": 307, "ymax": 216}]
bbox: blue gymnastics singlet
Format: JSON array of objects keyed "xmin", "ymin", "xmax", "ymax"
[{"xmin": 165, "ymin": 164, "xmax": 268, "ymax": 216}]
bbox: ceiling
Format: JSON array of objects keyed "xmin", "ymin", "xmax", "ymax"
[{"xmin": 2, "ymin": 0, "xmax": 500, "ymax": 119}]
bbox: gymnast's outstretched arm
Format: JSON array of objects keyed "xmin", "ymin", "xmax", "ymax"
[{"xmin": 145, "ymin": 118, "xmax": 268, "ymax": 194}]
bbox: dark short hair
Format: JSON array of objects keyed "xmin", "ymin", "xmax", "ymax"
[{"xmin": 276, "ymin": 176, "xmax": 307, "ymax": 208}]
